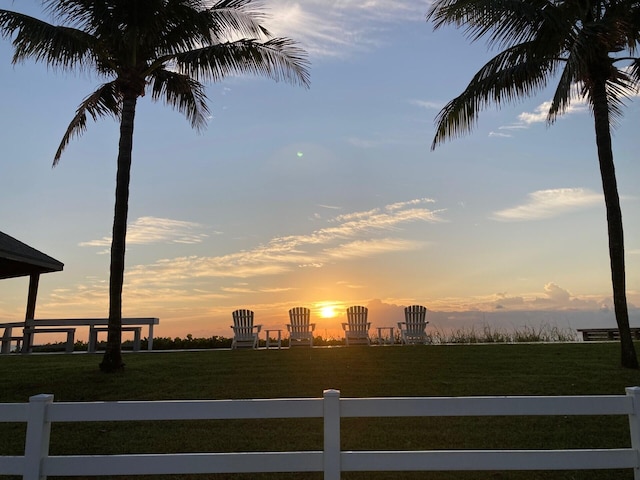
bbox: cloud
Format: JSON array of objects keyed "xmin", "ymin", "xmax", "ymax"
[
  {"xmin": 492, "ymin": 188, "xmax": 602, "ymax": 221},
  {"xmin": 386, "ymin": 198, "xmax": 436, "ymax": 211},
  {"xmin": 542, "ymin": 282, "xmax": 571, "ymax": 302},
  {"xmin": 518, "ymin": 99, "xmax": 588, "ymax": 125},
  {"xmin": 488, "ymin": 131, "xmax": 512, "ymax": 138},
  {"xmin": 366, "ymin": 299, "xmax": 405, "ymax": 325},
  {"xmin": 494, "ymin": 292, "xmax": 525, "ymax": 307},
  {"xmin": 499, "ymin": 125, "xmax": 529, "ymax": 131},
  {"xmin": 324, "ymin": 238, "xmax": 427, "ymax": 259},
  {"xmin": 80, "ymin": 216, "xmax": 212, "ymax": 250},
  {"xmin": 423, "ymin": 281, "xmax": 629, "ymax": 314},
  {"xmin": 494, "ymin": 98, "xmax": 589, "ymax": 133},
  {"xmin": 410, "ymin": 99, "xmax": 442, "ymax": 110},
  {"xmin": 125, "ymin": 198, "xmax": 444, "ymax": 286},
  {"xmin": 263, "ymin": 0, "xmax": 430, "ymax": 59}
]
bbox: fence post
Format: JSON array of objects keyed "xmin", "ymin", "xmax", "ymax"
[
  {"xmin": 627, "ymin": 387, "xmax": 640, "ymax": 480},
  {"xmin": 323, "ymin": 389, "xmax": 341, "ymax": 480},
  {"xmin": 24, "ymin": 394, "xmax": 54, "ymax": 480}
]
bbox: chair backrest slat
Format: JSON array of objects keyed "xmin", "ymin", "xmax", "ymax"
[
  {"xmin": 346, "ymin": 306, "xmax": 369, "ymax": 332},
  {"xmin": 288, "ymin": 307, "xmax": 310, "ymax": 332},
  {"xmin": 404, "ymin": 305, "xmax": 427, "ymax": 333},
  {"xmin": 232, "ymin": 309, "xmax": 255, "ymax": 337}
]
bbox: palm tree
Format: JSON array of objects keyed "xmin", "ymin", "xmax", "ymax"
[
  {"xmin": 0, "ymin": 0, "xmax": 310, "ymax": 372},
  {"xmin": 426, "ymin": 0, "xmax": 639, "ymax": 368}
]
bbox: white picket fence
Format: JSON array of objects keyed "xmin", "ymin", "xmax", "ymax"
[{"xmin": 1, "ymin": 387, "xmax": 639, "ymax": 479}]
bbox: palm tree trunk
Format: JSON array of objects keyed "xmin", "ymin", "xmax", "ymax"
[
  {"xmin": 100, "ymin": 93, "xmax": 137, "ymax": 373},
  {"xmin": 592, "ymin": 78, "xmax": 638, "ymax": 369}
]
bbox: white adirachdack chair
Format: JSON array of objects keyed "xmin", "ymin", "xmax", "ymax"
[
  {"xmin": 342, "ymin": 306, "xmax": 371, "ymax": 346},
  {"xmin": 286, "ymin": 307, "xmax": 315, "ymax": 347},
  {"xmin": 397, "ymin": 305, "xmax": 429, "ymax": 345},
  {"xmin": 230, "ymin": 309, "xmax": 261, "ymax": 349}
]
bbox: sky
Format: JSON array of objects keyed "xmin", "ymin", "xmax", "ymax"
[{"xmin": 1, "ymin": 0, "xmax": 639, "ymax": 340}]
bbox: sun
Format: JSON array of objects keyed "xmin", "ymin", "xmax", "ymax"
[{"xmin": 320, "ymin": 306, "xmax": 336, "ymax": 318}]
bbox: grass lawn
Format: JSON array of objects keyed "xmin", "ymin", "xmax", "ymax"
[{"xmin": 1, "ymin": 342, "xmax": 640, "ymax": 479}]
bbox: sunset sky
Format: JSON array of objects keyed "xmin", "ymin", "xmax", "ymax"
[{"xmin": 1, "ymin": 0, "xmax": 639, "ymax": 340}]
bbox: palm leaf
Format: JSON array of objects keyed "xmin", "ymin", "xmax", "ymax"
[
  {"xmin": 427, "ymin": 0, "xmax": 561, "ymax": 47},
  {"xmin": 0, "ymin": 9, "xmax": 96, "ymax": 71},
  {"xmin": 431, "ymin": 43, "xmax": 556, "ymax": 149},
  {"xmin": 149, "ymin": 68, "xmax": 210, "ymax": 130},
  {"xmin": 204, "ymin": 0, "xmax": 271, "ymax": 40},
  {"xmin": 174, "ymin": 38, "xmax": 310, "ymax": 87},
  {"xmin": 629, "ymin": 58, "xmax": 640, "ymax": 83},
  {"xmin": 54, "ymin": 82, "xmax": 121, "ymax": 165}
]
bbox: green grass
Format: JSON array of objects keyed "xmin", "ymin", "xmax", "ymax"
[{"xmin": 1, "ymin": 343, "xmax": 640, "ymax": 480}]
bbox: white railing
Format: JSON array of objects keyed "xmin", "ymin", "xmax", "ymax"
[{"xmin": 1, "ymin": 388, "xmax": 639, "ymax": 479}]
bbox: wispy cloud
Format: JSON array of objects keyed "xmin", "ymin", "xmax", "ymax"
[
  {"xmin": 518, "ymin": 99, "xmax": 588, "ymax": 125},
  {"xmin": 80, "ymin": 217, "xmax": 212, "ymax": 250},
  {"xmin": 263, "ymin": 0, "xmax": 430, "ymax": 59},
  {"xmin": 492, "ymin": 97, "xmax": 589, "ymax": 135},
  {"xmin": 386, "ymin": 198, "xmax": 435, "ymax": 211},
  {"xmin": 488, "ymin": 131, "xmax": 512, "ymax": 138},
  {"xmin": 410, "ymin": 99, "xmax": 442, "ymax": 110},
  {"xmin": 325, "ymin": 238, "xmax": 427, "ymax": 259},
  {"xmin": 125, "ymin": 198, "xmax": 444, "ymax": 285},
  {"xmin": 492, "ymin": 188, "xmax": 602, "ymax": 221},
  {"xmin": 317, "ymin": 204, "xmax": 342, "ymax": 210}
]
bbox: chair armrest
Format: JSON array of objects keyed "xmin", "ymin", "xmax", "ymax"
[
  {"xmin": 285, "ymin": 324, "xmax": 292, "ymax": 332},
  {"xmin": 310, "ymin": 323, "xmax": 316, "ymax": 331},
  {"xmin": 254, "ymin": 325, "xmax": 262, "ymax": 332},
  {"xmin": 341, "ymin": 323, "xmax": 348, "ymax": 331},
  {"xmin": 397, "ymin": 322, "xmax": 405, "ymax": 329}
]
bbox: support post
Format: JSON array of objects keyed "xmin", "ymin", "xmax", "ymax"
[
  {"xmin": 24, "ymin": 394, "xmax": 53, "ymax": 480},
  {"xmin": 22, "ymin": 273, "xmax": 40, "ymax": 354},
  {"xmin": 1, "ymin": 326, "xmax": 13, "ymax": 354},
  {"xmin": 323, "ymin": 389, "xmax": 341, "ymax": 480},
  {"xmin": 627, "ymin": 387, "xmax": 640, "ymax": 480},
  {"xmin": 148, "ymin": 322, "xmax": 155, "ymax": 350}
]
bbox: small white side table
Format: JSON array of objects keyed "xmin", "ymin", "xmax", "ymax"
[
  {"xmin": 265, "ymin": 329, "xmax": 282, "ymax": 349},
  {"xmin": 377, "ymin": 327, "xmax": 394, "ymax": 345}
]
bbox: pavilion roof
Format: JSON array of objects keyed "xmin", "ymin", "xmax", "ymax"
[{"xmin": 0, "ymin": 231, "xmax": 64, "ymax": 280}]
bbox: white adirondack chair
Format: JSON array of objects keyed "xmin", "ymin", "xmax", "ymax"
[
  {"xmin": 397, "ymin": 305, "xmax": 429, "ymax": 345},
  {"xmin": 286, "ymin": 307, "xmax": 315, "ymax": 347},
  {"xmin": 342, "ymin": 306, "xmax": 371, "ymax": 346},
  {"xmin": 231, "ymin": 309, "xmax": 261, "ymax": 349}
]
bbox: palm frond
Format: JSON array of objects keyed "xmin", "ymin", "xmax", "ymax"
[
  {"xmin": 175, "ymin": 38, "xmax": 310, "ymax": 87},
  {"xmin": 602, "ymin": 70, "xmax": 637, "ymax": 127},
  {"xmin": 160, "ymin": 0, "xmax": 272, "ymax": 50},
  {"xmin": 54, "ymin": 81, "xmax": 121, "ymax": 165},
  {"xmin": 428, "ymin": 0, "xmax": 640, "ymax": 148},
  {"xmin": 204, "ymin": 0, "xmax": 271, "ymax": 41},
  {"xmin": 0, "ymin": 9, "xmax": 97, "ymax": 70},
  {"xmin": 629, "ymin": 58, "xmax": 640, "ymax": 84},
  {"xmin": 431, "ymin": 43, "xmax": 557, "ymax": 149},
  {"xmin": 427, "ymin": 0, "xmax": 561, "ymax": 48},
  {"xmin": 548, "ymin": 54, "xmax": 579, "ymax": 123},
  {"xmin": 149, "ymin": 68, "xmax": 210, "ymax": 131}
]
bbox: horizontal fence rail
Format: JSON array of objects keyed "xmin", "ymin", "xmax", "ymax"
[{"xmin": 0, "ymin": 388, "xmax": 638, "ymax": 479}]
